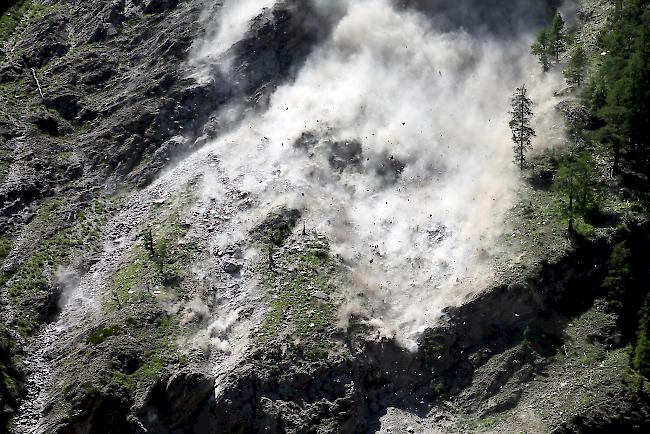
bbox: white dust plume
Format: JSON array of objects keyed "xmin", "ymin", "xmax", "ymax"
[{"xmin": 183, "ymin": 0, "xmax": 566, "ymax": 349}]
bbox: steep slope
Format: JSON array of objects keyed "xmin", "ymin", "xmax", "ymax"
[{"xmin": 0, "ymin": 0, "xmax": 648, "ymax": 433}]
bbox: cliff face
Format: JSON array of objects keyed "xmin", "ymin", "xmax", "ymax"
[{"xmin": 1, "ymin": 1, "xmax": 649, "ymax": 433}]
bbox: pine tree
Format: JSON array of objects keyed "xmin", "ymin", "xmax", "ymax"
[
  {"xmin": 634, "ymin": 294, "xmax": 650, "ymax": 377},
  {"xmin": 555, "ymin": 151, "xmax": 598, "ymax": 232},
  {"xmin": 509, "ymin": 85, "xmax": 536, "ymax": 171},
  {"xmin": 586, "ymin": 0, "xmax": 650, "ymax": 175},
  {"xmin": 564, "ymin": 44, "xmax": 587, "ymax": 86},
  {"xmin": 549, "ymin": 12, "xmax": 567, "ymax": 62},
  {"xmin": 531, "ymin": 30, "xmax": 551, "ymax": 72}
]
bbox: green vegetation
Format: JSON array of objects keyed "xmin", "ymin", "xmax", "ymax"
[
  {"xmin": 554, "ymin": 150, "xmax": 602, "ymax": 232},
  {"xmin": 531, "ymin": 11, "xmax": 567, "ymax": 72},
  {"xmin": 0, "ymin": 237, "xmax": 11, "ymax": 262},
  {"xmin": 0, "ymin": 1, "xmax": 50, "ymax": 61},
  {"xmin": 0, "ymin": 324, "xmax": 24, "ymax": 431},
  {"xmin": 583, "ymin": 0, "xmax": 650, "ymax": 177},
  {"xmin": 259, "ymin": 235, "xmax": 337, "ymax": 350},
  {"xmin": 110, "ymin": 215, "xmax": 197, "ymax": 308},
  {"xmin": 564, "ymin": 44, "xmax": 588, "ymax": 86},
  {"xmin": 36, "ymin": 197, "xmax": 68, "ymax": 220},
  {"xmin": 255, "ymin": 208, "xmax": 301, "ymax": 247},
  {"xmin": 111, "ymin": 354, "xmax": 167, "ymax": 392},
  {"xmin": 531, "ymin": 30, "xmax": 551, "ymax": 72},
  {"xmin": 602, "ymin": 241, "xmax": 633, "ymax": 311},
  {"xmin": 305, "ymin": 341, "xmax": 335, "ymax": 361},
  {"xmin": 60, "ymin": 313, "xmax": 182, "ymax": 419},
  {"xmin": 4, "ymin": 197, "xmax": 115, "ymax": 334},
  {"xmin": 86, "ymin": 325, "xmax": 122, "ymax": 345},
  {"xmin": 634, "ymin": 298, "xmax": 650, "ymax": 376},
  {"xmin": 509, "ymin": 85, "xmax": 536, "ymax": 171},
  {"xmin": 0, "ymin": 0, "xmax": 31, "ymax": 45},
  {"xmin": 521, "ymin": 1, "xmax": 650, "ymax": 385},
  {"xmin": 548, "ymin": 11, "xmax": 567, "ymax": 62},
  {"xmin": 109, "ymin": 315, "xmax": 179, "ymax": 393}
]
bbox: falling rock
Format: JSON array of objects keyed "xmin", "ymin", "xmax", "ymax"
[
  {"xmin": 222, "ymin": 261, "xmax": 241, "ymax": 274},
  {"xmin": 313, "ymin": 291, "xmax": 328, "ymax": 301}
]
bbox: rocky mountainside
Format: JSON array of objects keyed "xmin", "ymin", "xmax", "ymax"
[{"xmin": 1, "ymin": 0, "xmax": 649, "ymax": 433}]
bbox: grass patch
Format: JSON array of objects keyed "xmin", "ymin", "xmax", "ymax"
[
  {"xmin": 0, "ymin": 237, "xmax": 11, "ymax": 262},
  {"xmin": 86, "ymin": 325, "xmax": 121, "ymax": 345},
  {"xmin": 305, "ymin": 340, "xmax": 335, "ymax": 361},
  {"xmin": 36, "ymin": 197, "xmax": 68, "ymax": 220},
  {"xmin": 109, "ymin": 214, "xmax": 198, "ymax": 309},
  {"xmin": 259, "ymin": 236, "xmax": 337, "ymax": 342},
  {"xmin": 0, "ymin": 1, "xmax": 49, "ymax": 61},
  {"xmin": 5, "ymin": 197, "xmax": 116, "ymax": 334},
  {"xmin": 0, "ymin": 0, "xmax": 31, "ymax": 45},
  {"xmin": 111, "ymin": 354, "xmax": 167, "ymax": 392},
  {"xmin": 109, "ymin": 316, "xmax": 179, "ymax": 393}
]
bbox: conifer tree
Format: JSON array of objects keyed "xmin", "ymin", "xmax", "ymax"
[
  {"xmin": 586, "ymin": 0, "xmax": 650, "ymax": 176},
  {"xmin": 564, "ymin": 44, "xmax": 587, "ymax": 86},
  {"xmin": 509, "ymin": 85, "xmax": 536, "ymax": 171},
  {"xmin": 634, "ymin": 294, "xmax": 650, "ymax": 377},
  {"xmin": 531, "ymin": 30, "xmax": 551, "ymax": 72},
  {"xmin": 555, "ymin": 151, "xmax": 597, "ymax": 232},
  {"xmin": 549, "ymin": 12, "xmax": 567, "ymax": 62}
]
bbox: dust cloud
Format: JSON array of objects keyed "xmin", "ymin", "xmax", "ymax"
[{"xmin": 185, "ymin": 0, "xmax": 567, "ymax": 349}]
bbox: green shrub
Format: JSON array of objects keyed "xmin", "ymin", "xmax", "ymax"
[
  {"xmin": 87, "ymin": 325, "xmax": 121, "ymax": 345},
  {"xmin": 0, "ymin": 0, "xmax": 31, "ymax": 46},
  {"xmin": 603, "ymin": 241, "xmax": 633, "ymax": 312},
  {"xmin": 0, "ymin": 237, "xmax": 11, "ymax": 262},
  {"xmin": 633, "ymin": 295, "xmax": 650, "ymax": 377}
]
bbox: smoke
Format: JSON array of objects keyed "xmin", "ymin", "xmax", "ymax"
[{"xmin": 179, "ymin": 0, "xmax": 567, "ymax": 349}]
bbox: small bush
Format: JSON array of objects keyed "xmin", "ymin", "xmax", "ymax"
[
  {"xmin": 87, "ymin": 325, "xmax": 121, "ymax": 345},
  {"xmin": 0, "ymin": 237, "xmax": 11, "ymax": 262}
]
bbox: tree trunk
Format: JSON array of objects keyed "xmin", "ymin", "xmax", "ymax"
[
  {"xmin": 519, "ymin": 95, "xmax": 525, "ymax": 171},
  {"xmin": 568, "ymin": 177, "xmax": 574, "ymax": 232}
]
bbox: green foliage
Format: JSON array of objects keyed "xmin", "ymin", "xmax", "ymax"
[
  {"xmin": 564, "ymin": 44, "xmax": 588, "ymax": 86},
  {"xmin": 86, "ymin": 325, "xmax": 122, "ymax": 345},
  {"xmin": 36, "ymin": 197, "xmax": 67, "ymax": 220},
  {"xmin": 305, "ymin": 341, "xmax": 334, "ymax": 361},
  {"xmin": 255, "ymin": 208, "xmax": 301, "ymax": 247},
  {"xmin": 584, "ymin": 0, "xmax": 650, "ymax": 175},
  {"xmin": 531, "ymin": 30, "xmax": 551, "ymax": 72},
  {"xmin": 260, "ymin": 238, "xmax": 336, "ymax": 341},
  {"xmin": 509, "ymin": 85, "xmax": 536, "ymax": 171},
  {"xmin": 153, "ymin": 238, "xmax": 170, "ymax": 274},
  {"xmin": 0, "ymin": 237, "xmax": 11, "ymax": 262},
  {"xmin": 531, "ymin": 11, "xmax": 567, "ymax": 71},
  {"xmin": 602, "ymin": 241, "xmax": 633, "ymax": 312},
  {"xmin": 548, "ymin": 12, "xmax": 567, "ymax": 62},
  {"xmin": 111, "ymin": 355, "xmax": 167, "ymax": 392},
  {"xmin": 553, "ymin": 151, "xmax": 601, "ymax": 233},
  {"xmin": 0, "ymin": 324, "xmax": 24, "ymax": 431},
  {"xmin": 111, "ymin": 215, "xmax": 196, "ymax": 308},
  {"xmin": 0, "ymin": 1, "xmax": 49, "ymax": 62},
  {"xmin": 0, "ymin": 0, "xmax": 30, "ymax": 46},
  {"xmin": 6, "ymin": 198, "xmax": 112, "ymax": 334},
  {"xmin": 633, "ymin": 295, "xmax": 650, "ymax": 377},
  {"xmin": 109, "ymin": 316, "xmax": 179, "ymax": 393}
]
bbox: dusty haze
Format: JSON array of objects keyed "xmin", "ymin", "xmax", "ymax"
[{"xmin": 175, "ymin": 0, "xmax": 567, "ymax": 349}]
